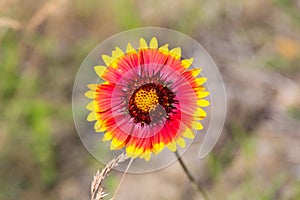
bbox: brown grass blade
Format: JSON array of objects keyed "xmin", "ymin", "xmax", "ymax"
[
  {"xmin": 25, "ymin": 0, "xmax": 67, "ymax": 33},
  {"xmin": 91, "ymin": 153, "xmax": 128, "ymax": 200},
  {"xmin": 0, "ymin": 17, "xmax": 21, "ymax": 30}
]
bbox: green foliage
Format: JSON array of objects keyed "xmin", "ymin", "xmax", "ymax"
[
  {"xmin": 274, "ymin": 0, "xmax": 294, "ymax": 6},
  {"xmin": 175, "ymin": 6, "xmax": 204, "ymax": 35},
  {"xmin": 266, "ymin": 56, "xmax": 288, "ymax": 71},
  {"xmin": 208, "ymin": 122, "xmax": 255, "ymax": 181},
  {"xmin": 226, "ymin": 175, "xmax": 286, "ymax": 200},
  {"xmin": 266, "ymin": 55, "xmax": 300, "ymax": 73},
  {"xmin": 27, "ymin": 100, "xmax": 57, "ymax": 187},
  {"xmin": 0, "ymin": 29, "xmax": 58, "ymax": 198},
  {"xmin": 293, "ymin": 182, "xmax": 300, "ymax": 199},
  {"xmin": 207, "ymin": 154, "xmax": 222, "ymax": 180},
  {"xmin": 260, "ymin": 175, "xmax": 287, "ymax": 200},
  {"xmin": 104, "ymin": 173, "xmax": 118, "ymax": 194},
  {"xmin": 274, "ymin": 0, "xmax": 300, "ymax": 26},
  {"xmin": 0, "ymin": 31, "xmax": 20, "ymax": 102},
  {"xmin": 287, "ymin": 106, "xmax": 300, "ymax": 121},
  {"xmin": 111, "ymin": 0, "xmax": 142, "ymax": 29},
  {"xmin": 73, "ymin": 0, "xmax": 100, "ymax": 18}
]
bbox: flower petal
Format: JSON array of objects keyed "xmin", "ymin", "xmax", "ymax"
[
  {"xmin": 158, "ymin": 43, "xmax": 169, "ymax": 53},
  {"xmin": 110, "ymin": 138, "xmax": 125, "ymax": 150},
  {"xmin": 176, "ymin": 137, "xmax": 186, "ymax": 148},
  {"xmin": 192, "ymin": 121, "xmax": 203, "ymax": 130},
  {"xmin": 197, "ymin": 91, "xmax": 210, "ymax": 98},
  {"xmin": 87, "ymin": 84, "xmax": 98, "ymax": 90},
  {"xmin": 153, "ymin": 142, "xmax": 164, "ymax": 155},
  {"xmin": 102, "ymin": 54, "xmax": 113, "ymax": 66},
  {"xmin": 86, "ymin": 100, "xmax": 96, "ymax": 111},
  {"xmin": 112, "ymin": 47, "xmax": 124, "ymax": 60},
  {"xmin": 195, "ymin": 77, "xmax": 207, "ymax": 85},
  {"xmin": 149, "ymin": 37, "xmax": 158, "ymax": 49},
  {"xmin": 102, "ymin": 131, "xmax": 113, "ymax": 141},
  {"xmin": 166, "ymin": 141, "xmax": 177, "ymax": 152},
  {"xmin": 139, "ymin": 37, "xmax": 148, "ymax": 50},
  {"xmin": 197, "ymin": 99, "xmax": 210, "ymax": 107},
  {"xmin": 189, "ymin": 68, "xmax": 202, "ymax": 77},
  {"xmin": 170, "ymin": 47, "xmax": 181, "ymax": 59},
  {"xmin": 85, "ymin": 91, "xmax": 94, "ymax": 99},
  {"xmin": 87, "ymin": 112, "xmax": 97, "ymax": 121},
  {"xmin": 183, "ymin": 128, "xmax": 195, "ymax": 139},
  {"xmin": 140, "ymin": 150, "xmax": 151, "ymax": 161},
  {"xmin": 194, "ymin": 107, "xmax": 207, "ymax": 119},
  {"xmin": 126, "ymin": 145, "xmax": 143, "ymax": 158},
  {"xmin": 94, "ymin": 120, "xmax": 101, "ymax": 130},
  {"xmin": 126, "ymin": 42, "xmax": 136, "ymax": 53},
  {"xmin": 85, "ymin": 36, "xmax": 210, "ymax": 161},
  {"xmin": 94, "ymin": 66, "xmax": 106, "ymax": 78},
  {"xmin": 181, "ymin": 58, "xmax": 194, "ymax": 69}
]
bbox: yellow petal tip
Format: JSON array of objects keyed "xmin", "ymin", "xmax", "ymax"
[
  {"xmin": 166, "ymin": 141, "xmax": 177, "ymax": 152},
  {"xmin": 183, "ymin": 128, "xmax": 195, "ymax": 139},
  {"xmin": 110, "ymin": 138, "xmax": 124, "ymax": 150},
  {"xmin": 159, "ymin": 44, "xmax": 169, "ymax": 52},
  {"xmin": 176, "ymin": 137, "xmax": 186, "ymax": 148},
  {"xmin": 126, "ymin": 42, "xmax": 136, "ymax": 53},
  {"xmin": 85, "ymin": 91, "xmax": 94, "ymax": 99},
  {"xmin": 139, "ymin": 37, "xmax": 148, "ymax": 49},
  {"xmin": 86, "ymin": 100, "xmax": 95, "ymax": 111},
  {"xmin": 192, "ymin": 121, "xmax": 204, "ymax": 130},
  {"xmin": 144, "ymin": 153, "xmax": 151, "ymax": 161},
  {"xmin": 181, "ymin": 58, "xmax": 194, "ymax": 69},
  {"xmin": 102, "ymin": 54, "xmax": 113, "ymax": 66},
  {"xmin": 195, "ymin": 77, "xmax": 207, "ymax": 85},
  {"xmin": 153, "ymin": 142, "xmax": 164, "ymax": 155},
  {"xmin": 94, "ymin": 66, "xmax": 106, "ymax": 77},
  {"xmin": 197, "ymin": 99, "xmax": 210, "ymax": 107},
  {"xmin": 87, "ymin": 112, "xmax": 97, "ymax": 121},
  {"xmin": 170, "ymin": 47, "xmax": 181, "ymax": 59},
  {"xmin": 149, "ymin": 37, "xmax": 158, "ymax": 49},
  {"xmin": 87, "ymin": 84, "xmax": 98, "ymax": 90}
]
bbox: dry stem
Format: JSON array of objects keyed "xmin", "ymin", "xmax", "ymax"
[
  {"xmin": 175, "ymin": 151, "xmax": 210, "ymax": 200},
  {"xmin": 91, "ymin": 153, "xmax": 128, "ymax": 200}
]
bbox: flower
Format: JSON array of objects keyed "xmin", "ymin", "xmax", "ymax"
[{"xmin": 85, "ymin": 37, "xmax": 210, "ymax": 161}]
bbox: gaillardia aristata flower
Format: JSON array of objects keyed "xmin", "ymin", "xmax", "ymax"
[{"xmin": 85, "ymin": 37, "xmax": 209, "ymax": 161}]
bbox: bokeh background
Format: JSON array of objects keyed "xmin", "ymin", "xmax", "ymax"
[{"xmin": 1, "ymin": 0, "xmax": 300, "ymax": 199}]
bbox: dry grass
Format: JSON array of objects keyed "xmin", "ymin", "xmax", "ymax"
[
  {"xmin": 0, "ymin": 17, "xmax": 21, "ymax": 30},
  {"xmin": 0, "ymin": 0, "xmax": 17, "ymax": 13},
  {"xmin": 91, "ymin": 153, "xmax": 128, "ymax": 200},
  {"xmin": 25, "ymin": 0, "xmax": 67, "ymax": 33}
]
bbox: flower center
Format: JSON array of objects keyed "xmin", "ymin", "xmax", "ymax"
[
  {"xmin": 134, "ymin": 88, "xmax": 159, "ymax": 112},
  {"xmin": 128, "ymin": 83, "xmax": 177, "ymax": 126}
]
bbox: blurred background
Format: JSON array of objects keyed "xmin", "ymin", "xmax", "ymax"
[{"xmin": 1, "ymin": 0, "xmax": 300, "ymax": 199}]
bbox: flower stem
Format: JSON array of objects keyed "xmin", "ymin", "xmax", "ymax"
[
  {"xmin": 175, "ymin": 151, "xmax": 210, "ymax": 200},
  {"xmin": 111, "ymin": 157, "xmax": 134, "ymax": 200}
]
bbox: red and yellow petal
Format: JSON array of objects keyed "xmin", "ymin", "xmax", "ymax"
[{"xmin": 85, "ymin": 37, "xmax": 210, "ymax": 161}]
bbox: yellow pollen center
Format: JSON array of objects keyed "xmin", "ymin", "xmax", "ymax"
[{"xmin": 134, "ymin": 89, "xmax": 159, "ymax": 112}]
